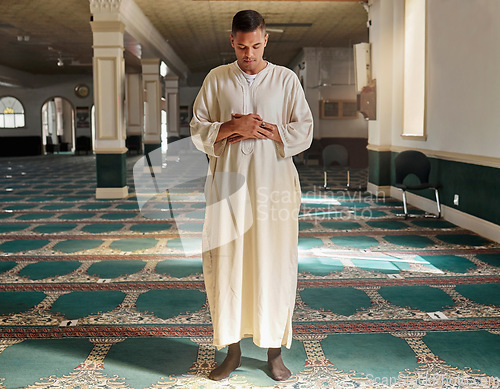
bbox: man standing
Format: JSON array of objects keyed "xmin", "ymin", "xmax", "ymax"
[{"xmin": 190, "ymin": 10, "xmax": 313, "ymax": 381}]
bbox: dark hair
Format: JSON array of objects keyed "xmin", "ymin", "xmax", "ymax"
[{"xmin": 232, "ymin": 10, "xmax": 266, "ymax": 35}]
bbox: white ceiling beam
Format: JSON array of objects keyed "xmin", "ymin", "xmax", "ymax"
[
  {"xmin": 89, "ymin": 0, "xmax": 190, "ymax": 80},
  {"xmin": 0, "ymin": 65, "xmax": 38, "ymax": 88}
]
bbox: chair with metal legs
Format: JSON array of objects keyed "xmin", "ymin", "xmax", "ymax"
[
  {"xmin": 394, "ymin": 150, "xmax": 441, "ymax": 219},
  {"xmin": 322, "ymin": 144, "xmax": 350, "ymax": 190},
  {"xmin": 304, "ymin": 138, "xmax": 323, "ymax": 166}
]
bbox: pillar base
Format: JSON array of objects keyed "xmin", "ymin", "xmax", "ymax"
[
  {"xmin": 143, "ymin": 166, "xmax": 162, "ymax": 174},
  {"xmin": 96, "ymin": 186, "xmax": 129, "ymax": 199},
  {"xmin": 96, "ymin": 153, "xmax": 128, "ymax": 199}
]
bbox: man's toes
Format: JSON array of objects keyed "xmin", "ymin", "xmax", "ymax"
[
  {"xmin": 208, "ymin": 367, "xmax": 229, "ymax": 381},
  {"xmin": 208, "ymin": 357, "xmax": 241, "ymax": 381},
  {"xmin": 273, "ymin": 368, "xmax": 291, "ymax": 381},
  {"xmin": 268, "ymin": 361, "xmax": 292, "ymax": 381}
]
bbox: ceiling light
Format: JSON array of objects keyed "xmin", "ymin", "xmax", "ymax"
[
  {"xmin": 160, "ymin": 61, "xmax": 168, "ymax": 77},
  {"xmin": 57, "ymin": 57, "xmax": 64, "ymax": 67}
]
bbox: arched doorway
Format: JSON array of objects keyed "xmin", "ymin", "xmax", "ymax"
[{"xmin": 41, "ymin": 97, "xmax": 74, "ymax": 154}]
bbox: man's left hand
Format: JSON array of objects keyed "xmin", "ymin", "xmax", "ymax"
[
  {"xmin": 259, "ymin": 121, "xmax": 282, "ymax": 143},
  {"xmin": 227, "ymin": 120, "xmax": 282, "ymax": 144}
]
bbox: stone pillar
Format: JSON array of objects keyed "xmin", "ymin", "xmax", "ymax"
[
  {"xmin": 90, "ymin": 19, "xmax": 128, "ymax": 199},
  {"xmin": 126, "ymin": 73, "xmax": 144, "ymax": 151},
  {"xmin": 366, "ymin": 0, "xmax": 395, "ymax": 195},
  {"xmin": 165, "ymin": 76, "xmax": 180, "ymax": 138},
  {"xmin": 142, "ymin": 58, "xmax": 162, "ymax": 171}
]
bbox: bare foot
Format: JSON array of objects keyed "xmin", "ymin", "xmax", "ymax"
[
  {"xmin": 268, "ymin": 347, "xmax": 291, "ymax": 381},
  {"xmin": 208, "ymin": 342, "xmax": 242, "ymax": 381}
]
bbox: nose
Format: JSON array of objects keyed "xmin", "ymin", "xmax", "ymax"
[{"xmin": 244, "ymin": 47, "xmax": 253, "ymax": 58}]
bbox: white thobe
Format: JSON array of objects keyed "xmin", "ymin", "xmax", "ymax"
[{"xmin": 190, "ymin": 61, "xmax": 313, "ymax": 349}]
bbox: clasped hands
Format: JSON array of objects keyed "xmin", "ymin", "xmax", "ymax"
[{"xmin": 218, "ymin": 113, "xmax": 282, "ymax": 145}]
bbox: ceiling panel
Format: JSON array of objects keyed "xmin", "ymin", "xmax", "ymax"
[{"xmin": 0, "ymin": 0, "xmax": 368, "ymax": 77}]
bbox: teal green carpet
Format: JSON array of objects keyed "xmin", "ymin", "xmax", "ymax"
[{"xmin": 0, "ymin": 154, "xmax": 498, "ymax": 388}]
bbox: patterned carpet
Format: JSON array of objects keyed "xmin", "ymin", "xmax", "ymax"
[{"xmin": 0, "ymin": 152, "xmax": 499, "ymax": 388}]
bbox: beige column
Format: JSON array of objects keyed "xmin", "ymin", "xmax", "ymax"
[
  {"xmin": 126, "ymin": 73, "xmax": 144, "ymax": 153},
  {"xmin": 126, "ymin": 74, "xmax": 144, "ymax": 136},
  {"xmin": 165, "ymin": 76, "xmax": 180, "ymax": 138},
  {"xmin": 90, "ymin": 18, "xmax": 128, "ymax": 199},
  {"xmin": 366, "ymin": 0, "xmax": 395, "ymax": 195},
  {"xmin": 141, "ymin": 59, "xmax": 162, "ymax": 169}
]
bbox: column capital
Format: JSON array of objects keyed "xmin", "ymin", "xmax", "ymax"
[
  {"xmin": 142, "ymin": 58, "xmax": 162, "ymax": 75},
  {"xmin": 141, "ymin": 58, "xmax": 161, "ymax": 66},
  {"xmin": 164, "ymin": 76, "xmax": 179, "ymax": 90},
  {"xmin": 90, "ymin": 0, "xmax": 131, "ymax": 20},
  {"xmin": 91, "ymin": 21, "xmax": 126, "ymax": 49},
  {"xmin": 90, "ymin": 20, "xmax": 126, "ymax": 34}
]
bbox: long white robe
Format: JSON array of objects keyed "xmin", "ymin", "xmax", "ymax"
[{"xmin": 190, "ymin": 61, "xmax": 313, "ymax": 349}]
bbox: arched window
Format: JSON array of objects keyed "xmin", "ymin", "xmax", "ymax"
[{"xmin": 0, "ymin": 96, "xmax": 25, "ymax": 128}]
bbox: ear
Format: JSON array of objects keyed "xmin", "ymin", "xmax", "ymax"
[
  {"xmin": 230, "ymin": 33, "xmax": 235, "ymax": 48},
  {"xmin": 264, "ymin": 33, "xmax": 269, "ymax": 47}
]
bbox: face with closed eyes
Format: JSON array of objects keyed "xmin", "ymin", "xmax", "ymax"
[{"xmin": 230, "ymin": 28, "xmax": 269, "ymax": 75}]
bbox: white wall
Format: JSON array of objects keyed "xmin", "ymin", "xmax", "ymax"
[
  {"xmin": 179, "ymin": 86, "xmax": 201, "ymax": 136},
  {"xmin": 0, "ymin": 70, "xmax": 93, "ymax": 139},
  {"xmin": 370, "ymin": 0, "xmax": 500, "ymax": 159},
  {"xmin": 423, "ymin": 0, "xmax": 500, "ymax": 158},
  {"xmin": 367, "ymin": 0, "xmax": 395, "ymax": 147},
  {"xmin": 178, "ymin": 47, "xmax": 374, "ymax": 141},
  {"xmin": 301, "ymin": 47, "xmax": 368, "ymax": 139},
  {"xmin": 179, "ymin": 86, "xmax": 199, "ymax": 111}
]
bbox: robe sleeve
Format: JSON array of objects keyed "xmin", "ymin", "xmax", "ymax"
[
  {"xmin": 275, "ymin": 73, "xmax": 314, "ymax": 159},
  {"xmin": 190, "ymin": 71, "xmax": 228, "ymax": 157}
]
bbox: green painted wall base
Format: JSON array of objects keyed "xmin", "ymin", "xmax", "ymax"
[
  {"xmin": 368, "ymin": 150, "xmax": 392, "ymax": 187},
  {"xmin": 368, "ymin": 149, "xmax": 500, "ymax": 225}
]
